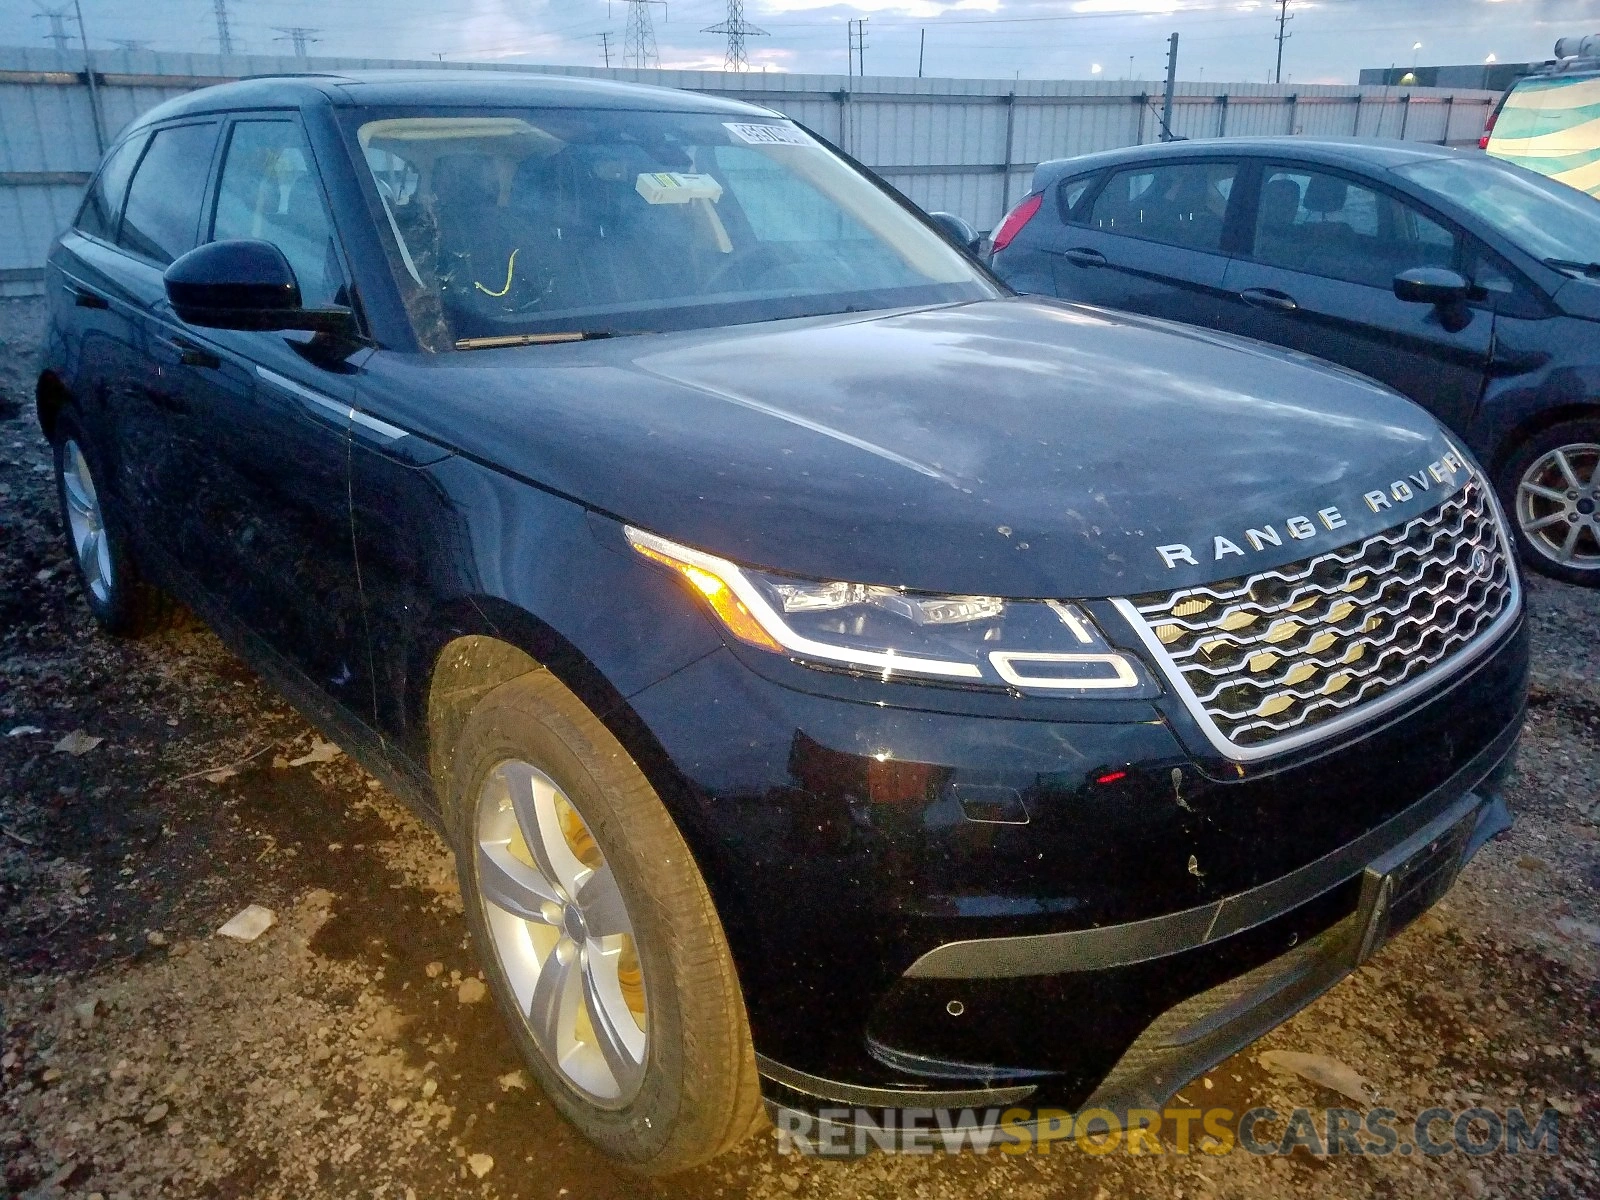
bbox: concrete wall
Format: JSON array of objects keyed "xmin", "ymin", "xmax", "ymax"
[{"xmin": 0, "ymin": 45, "xmax": 1501, "ymax": 297}]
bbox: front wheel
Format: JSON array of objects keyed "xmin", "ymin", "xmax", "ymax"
[
  {"xmin": 449, "ymin": 668, "xmax": 763, "ymax": 1173},
  {"xmin": 1497, "ymin": 419, "xmax": 1600, "ymax": 587}
]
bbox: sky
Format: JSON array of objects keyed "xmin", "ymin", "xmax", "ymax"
[{"xmin": 9, "ymin": 0, "xmax": 1597, "ymax": 85}]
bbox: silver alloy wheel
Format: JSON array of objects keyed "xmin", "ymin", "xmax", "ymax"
[
  {"xmin": 61, "ymin": 438, "xmax": 113, "ymax": 604},
  {"xmin": 474, "ymin": 760, "xmax": 648, "ymax": 1107},
  {"xmin": 1516, "ymin": 442, "xmax": 1600, "ymax": 572}
]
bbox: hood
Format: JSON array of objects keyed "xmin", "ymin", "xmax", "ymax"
[{"xmin": 365, "ymin": 297, "xmax": 1468, "ymax": 599}]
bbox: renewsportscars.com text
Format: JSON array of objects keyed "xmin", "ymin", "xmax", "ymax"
[{"xmin": 776, "ymin": 1104, "xmax": 1563, "ymax": 1158}]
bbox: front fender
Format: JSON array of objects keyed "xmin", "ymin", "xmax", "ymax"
[{"xmin": 348, "ymin": 439, "xmax": 726, "ymax": 812}]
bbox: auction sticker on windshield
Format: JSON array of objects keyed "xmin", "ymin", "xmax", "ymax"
[{"xmin": 724, "ymin": 121, "xmax": 810, "ymax": 145}]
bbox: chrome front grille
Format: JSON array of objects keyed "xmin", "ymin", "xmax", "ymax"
[{"xmin": 1120, "ymin": 477, "xmax": 1517, "ymax": 756}]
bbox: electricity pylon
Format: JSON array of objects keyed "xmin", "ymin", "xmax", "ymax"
[
  {"xmin": 622, "ymin": 0, "xmax": 664, "ymax": 70},
  {"xmin": 703, "ymin": 0, "xmax": 767, "ymax": 72}
]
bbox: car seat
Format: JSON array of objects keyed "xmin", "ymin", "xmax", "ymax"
[{"xmin": 430, "ymin": 151, "xmax": 558, "ymax": 322}]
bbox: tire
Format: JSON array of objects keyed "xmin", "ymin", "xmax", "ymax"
[
  {"xmin": 1496, "ymin": 419, "xmax": 1600, "ymax": 587},
  {"xmin": 448, "ymin": 668, "xmax": 763, "ymax": 1174},
  {"xmin": 51, "ymin": 409, "xmax": 185, "ymax": 636}
]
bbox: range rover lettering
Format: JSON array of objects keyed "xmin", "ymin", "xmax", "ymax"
[{"xmin": 38, "ymin": 73, "xmax": 1528, "ymax": 1172}]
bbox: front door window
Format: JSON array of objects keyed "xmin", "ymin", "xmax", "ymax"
[
  {"xmin": 1249, "ymin": 167, "xmax": 1458, "ymax": 288},
  {"xmin": 212, "ymin": 120, "xmax": 346, "ymax": 309}
]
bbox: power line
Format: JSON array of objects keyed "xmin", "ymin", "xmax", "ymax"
[
  {"xmin": 758, "ymin": 4, "xmax": 1257, "ymax": 29},
  {"xmin": 703, "ymin": 0, "xmax": 767, "ymax": 72},
  {"xmin": 109, "ymin": 38, "xmax": 151, "ymax": 51}
]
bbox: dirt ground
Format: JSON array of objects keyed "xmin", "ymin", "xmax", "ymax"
[{"xmin": 1, "ymin": 293, "xmax": 1597, "ymax": 1199}]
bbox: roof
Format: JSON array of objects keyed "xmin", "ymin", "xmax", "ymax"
[
  {"xmin": 1033, "ymin": 137, "xmax": 1461, "ymax": 189},
  {"xmin": 124, "ymin": 69, "xmax": 776, "ymax": 132}
]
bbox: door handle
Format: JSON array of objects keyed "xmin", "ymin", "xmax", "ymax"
[
  {"xmin": 1239, "ymin": 288, "xmax": 1299, "ymax": 313},
  {"xmin": 66, "ymin": 283, "xmax": 108, "ymax": 309},
  {"xmin": 161, "ymin": 335, "xmax": 220, "ymax": 369},
  {"xmin": 142, "ymin": 384, "xmax": 189, "ymax": 414},
  {"xmin": 1063, "ymin": 248, "xmax": 1107, "ymax": 268}
]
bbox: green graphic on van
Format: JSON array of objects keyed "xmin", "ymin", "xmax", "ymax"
[{"xmin": 1488, "ymin": 75, "xmax": 1600, "ymax": 198}]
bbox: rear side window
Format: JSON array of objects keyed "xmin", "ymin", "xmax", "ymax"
[
  {"xmin": 1056, "ymin": 174, "xmax": 1097, "ymax": 224},
  {"xmin": 76, "ymin": 136, "xmax": 144, "ymax": 242},
  {"xmin": 1088, "ymin": 161, "xmax": 1236, "ymax": 252},
  {"xmin": 117, "ymin": 122, "xmax": 220, "ymax": 265},
  {"xmin": 1250, "ymin": 167, "xmax": 1458, "ymax": 289}
]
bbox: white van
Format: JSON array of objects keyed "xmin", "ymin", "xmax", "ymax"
[{"xmin": 1484, "ymin": 34, "xmax": 1600, "ymax": 198}]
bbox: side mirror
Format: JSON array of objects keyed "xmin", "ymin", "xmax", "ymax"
[
  {"xmin": 1393, "ymin": 267, "xmax": 1470, "ymax": 307},
  {"xmin": 928, "ymin": 211, "xmax": 982, "ymax": 255},
  {"xmin": 165, "ymin": 239, "xmax": 352, "ymax": 334}
]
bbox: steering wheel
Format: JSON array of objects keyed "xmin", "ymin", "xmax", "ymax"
[{"xmin": 703, "ymin": 244, "xmax": 806, "ymax": 293}]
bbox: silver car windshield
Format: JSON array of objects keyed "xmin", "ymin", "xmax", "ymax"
[
  {"xmin": 348, "ymin": 107, "xmax": 995, "ymax": 349},
  {"xmin": 1394, "ymin": 156, "xmax": 1600, "ymax": 269}
]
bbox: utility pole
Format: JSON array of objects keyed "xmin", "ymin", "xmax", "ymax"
[
  {"xmin": 622, "ymin": 0, "xmax": 663, "ymax": 70},
  {"xmin": 847, "ymin": 17, "xmax": 867, "ymax": 77},
  {"xmin": 213, "ymin": 0, "xmax": 236, "ymax": 56},
  {"xmin": 703, "ymin": 0, "xmax": 767, "ymax": 72},
  {"xmin": 1274, "ymin": 0, "xmax": 1293, "ymax": 84},
  {"xmin": 598, "ymin": 31, "xmax": 612, "ymax": 67},
  {"xmin": 35, "ymin": 4, "xmax": 73, "ymax": 53},
  {"xmin": 70, "ymin": 0, "xmax": 104, "ymax": 152},
  {"xmin": 1160, "ymin": 32, "xmax": 1179, "ymax": 141},
  {"xmin": 274, "ymin": 26, "xmax": 320, "ymax": 57},
  {"xmin": 918, "ymin": 28, "xmax": 925, "ymax": 78}
]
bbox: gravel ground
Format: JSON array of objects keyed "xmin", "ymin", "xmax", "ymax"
[{"xmin": 1, "ymin": 294, "xmax": 1597, "ymax": 1199}]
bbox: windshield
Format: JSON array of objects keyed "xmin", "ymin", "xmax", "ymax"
[
  {"xmin": 346, "ymin": 107, "xmax": 995, "ymax": 349},
  {"xmin": 1394, "ymin": 155, "xmax": 1600, "ymax": 268}
]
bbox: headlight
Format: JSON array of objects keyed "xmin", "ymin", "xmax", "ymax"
[{"xmin": 627, "ymin": 527, "xmax": 1158, "ymax": 696}]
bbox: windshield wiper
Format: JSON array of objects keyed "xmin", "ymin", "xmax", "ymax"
[
  {"xmin": 454, "ymin": 330, "xmax": 627, "ymax": 351},
  {"xmin": 1542, "ymin": 257, "xmax": 1600, "ymax": 278}
]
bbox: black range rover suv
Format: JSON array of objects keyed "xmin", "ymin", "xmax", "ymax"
[{"xmin": 37, "ymin": 72, "xmax": 1527, "ymax": 1171}]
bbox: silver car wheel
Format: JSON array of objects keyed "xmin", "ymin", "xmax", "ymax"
[
  {"xmin": 474, "ymin": 759, "xmax": 649, "ymax": 1107},
  {"xmin": 61, "ymin": 438, "xmax": 113, "ymax": 604},
  {"xmin": 1516, "ymin": 442, "xmax": 1600, "ymax": 572}
]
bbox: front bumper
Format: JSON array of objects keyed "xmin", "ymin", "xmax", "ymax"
[
  {"xmin": 770, "ymin": 785, "xmax": 1512, "ymax": 1149},
  {"xmin": 761, "ymin": 729, "xmax": 1516, "ymax": 1124},
  {"xmin": 621, "ymin": 600, "xmax": 1527, "ymax": 1113}
]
